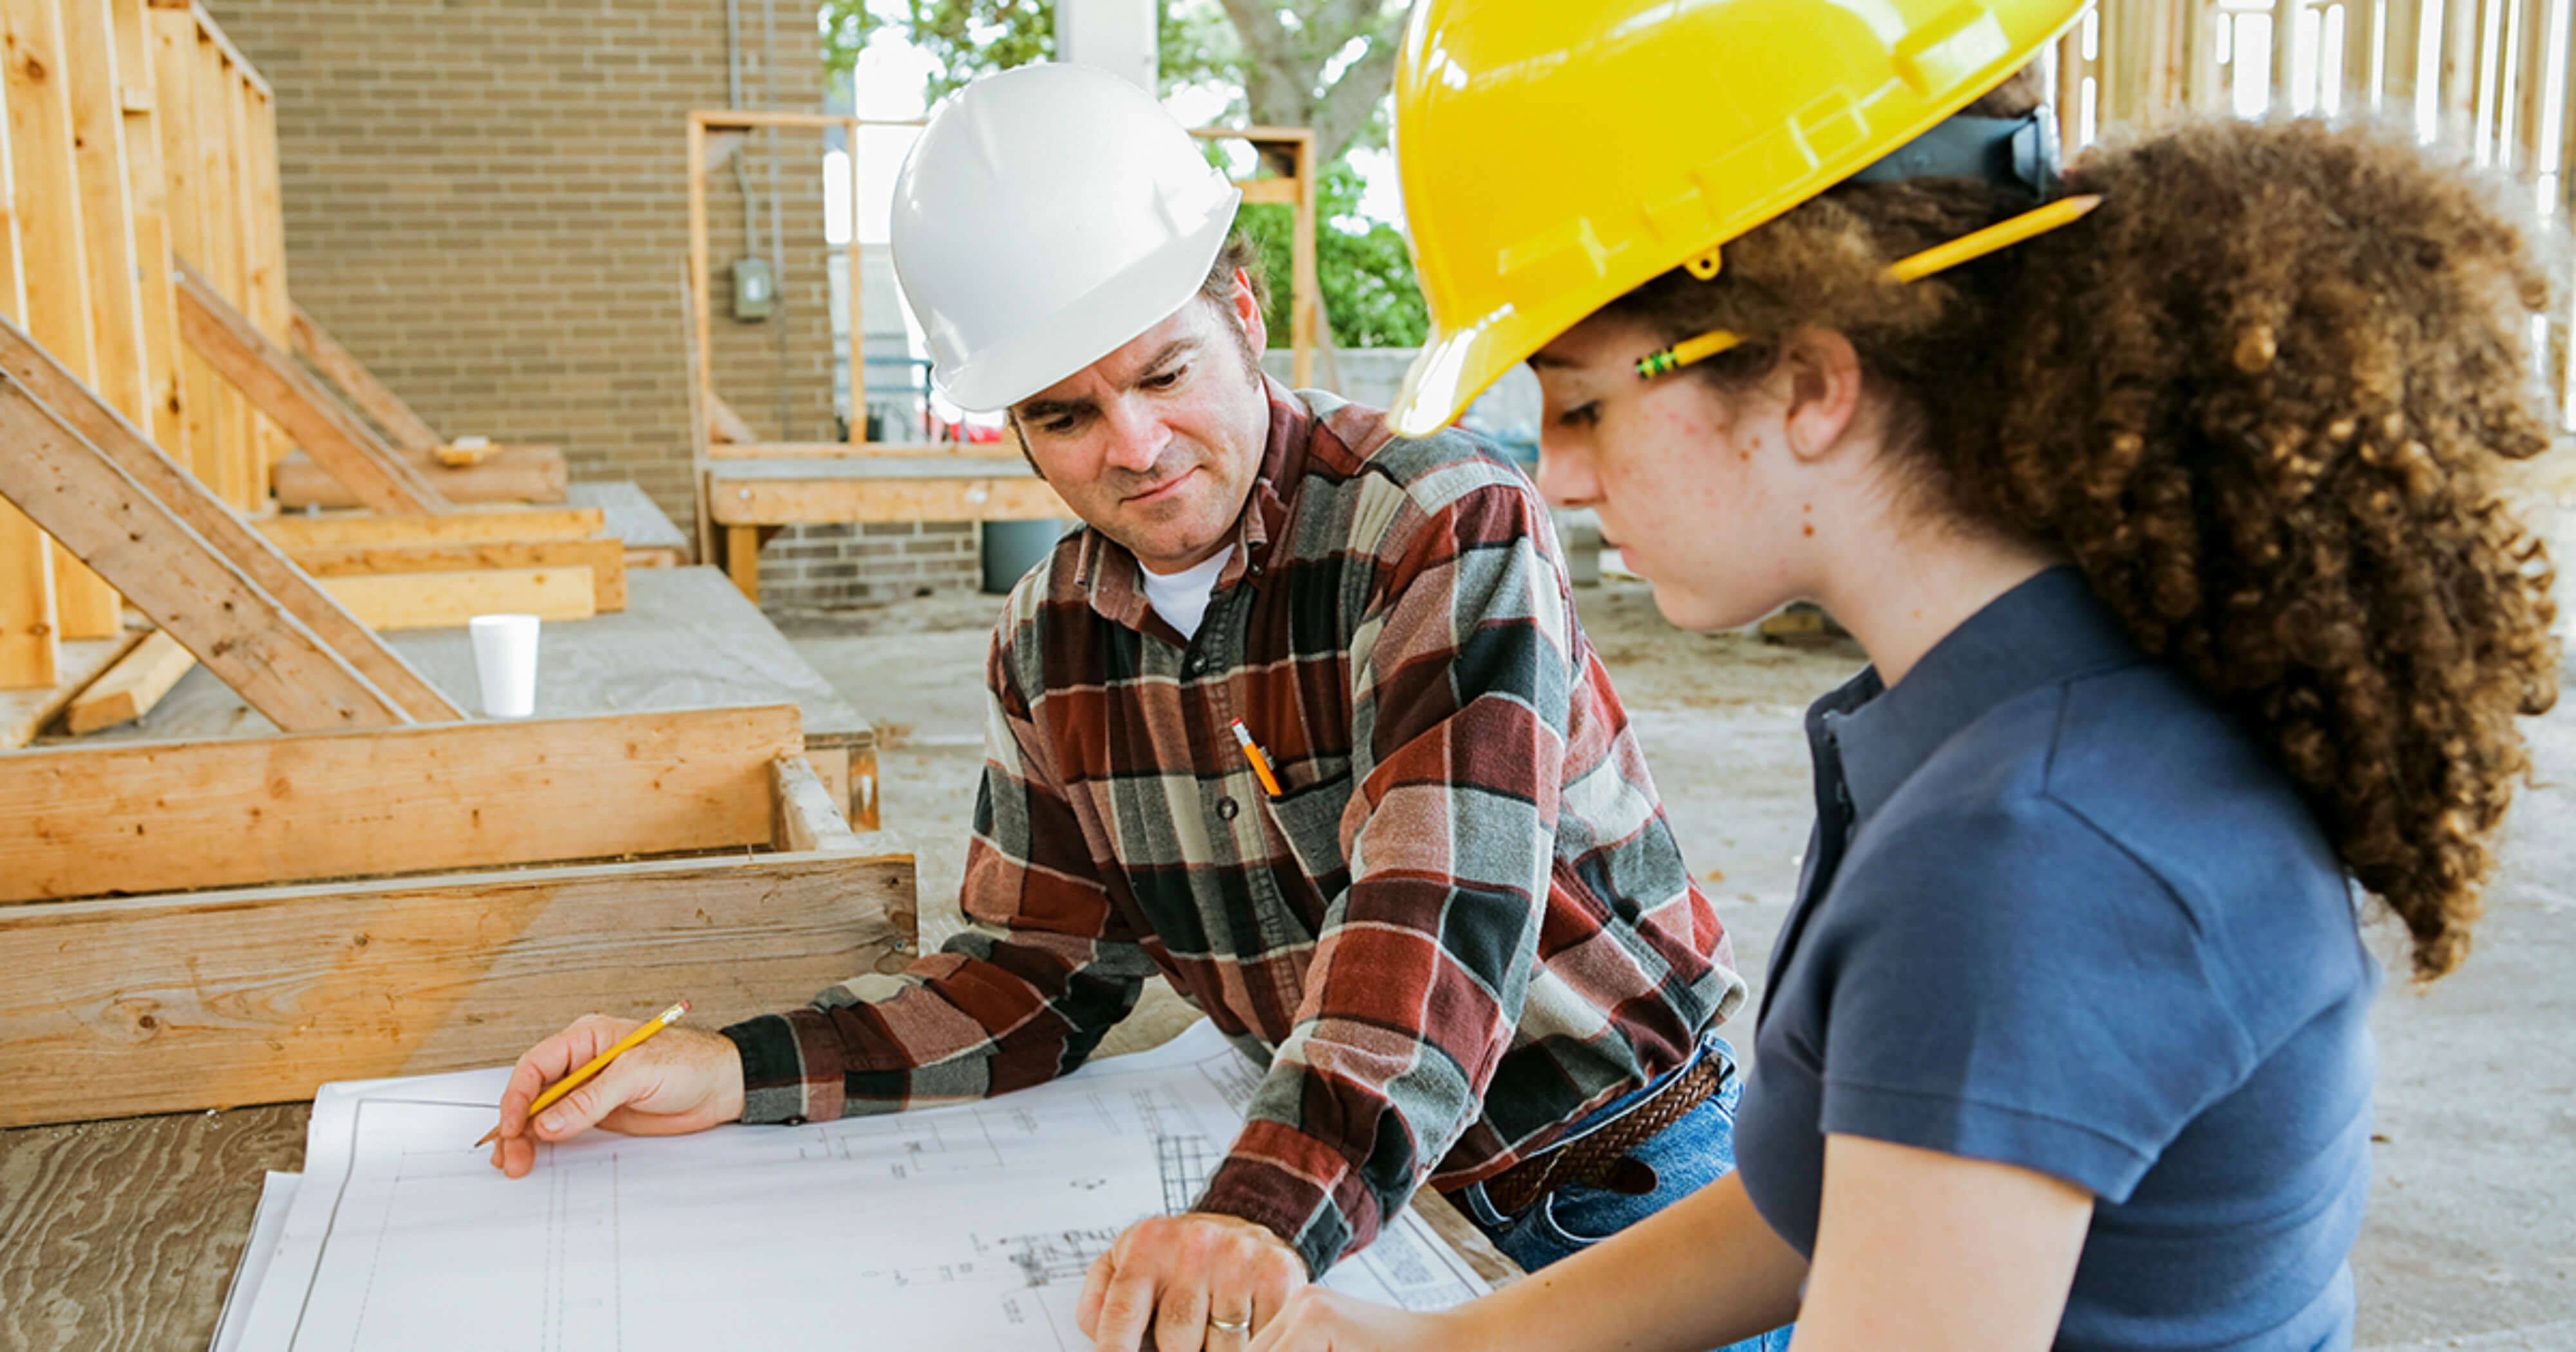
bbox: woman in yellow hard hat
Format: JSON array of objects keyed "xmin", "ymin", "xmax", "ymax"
[{"xmin": 1250, "ymin": 1, "xmax": 2561, "ymax": 1349}]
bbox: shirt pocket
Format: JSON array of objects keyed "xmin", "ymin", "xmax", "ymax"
[{"xmin": 1264, "ymin": 771, "xmax": 1354, "ymax": 900}]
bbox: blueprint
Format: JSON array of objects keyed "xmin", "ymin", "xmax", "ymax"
[{"xmin": 219, "ymin": 1021, "xmax": 1487, "ymax": 1351}]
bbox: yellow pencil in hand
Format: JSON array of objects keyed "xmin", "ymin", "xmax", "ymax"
[{"xmin": 475, "ymin": 999, "xmax": 690, "ymax": 1148}]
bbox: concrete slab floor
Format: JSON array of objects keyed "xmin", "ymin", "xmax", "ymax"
[{"xmin": 777, "ymin": 579, "xmax": 2576, "ymax": 1348}]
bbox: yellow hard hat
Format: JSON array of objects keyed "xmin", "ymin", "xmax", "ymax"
[{"xmin": 1388, "ymin": 0, "xmax": 2091, "ymax": 436}]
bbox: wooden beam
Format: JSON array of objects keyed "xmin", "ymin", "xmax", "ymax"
[
  {"xmin": 287, "ymin": 302, "xmax": 442, "ymax": 453},
  {"xmin": 61, "ymin": 0, "xmax": 149, "ymax": 429},
  {"xmin": 319, "ymin": 565, "xmax": 598, "ymax": 631},
  {"xmin": 770, "ymin": 753, "xmax": 860, "ymax": 852},
  {"xmin": 62, "ymin": 0, "xmax": 151, "ymax": 648},
  {"xmin": 4, "ymin": 0, "xmax": 123, "ymax": 642},
  {"xmin": 0, "ymin": 310, "xmax": 462, "ymax": 720},
  {"xmin": 254, "ymin": 505, "xmax": 605, "ymax": 549},
  {"xmin": 242, "ymin": 85, "xmax": 290, "ymax": 481},
  {"xmin": 62, "ymin": 624, "xmax": 189, "ymax": 731},
  {"xmin": 0, "ymin": 503, "xmax": 57, "ymax": 689},
  {"xmin": 0, "ymin": 704, "xmax": 807, "ymax": 903},
  {"xmin": 0, "ymin": 5, "xmax": 53, "ymax": 691},
  {"xmin": 710, "ymin": 469, "xmax": 1068, "ymax": 525},
  {"xmin": 288, "ymin": 536, "xmax": 627, "ymax": 612},
  {"xmin": 149, "ymin": 1, "xmax": 219, "ymax": 494},
  {"xmin": 725, "ymin": 523, "xmax": 761, "ymax": 602},
  {"xmin": 0, "ymin": 845, "xmax": 915, "ymax": 1126},
  {"xmin": 0, "ymin": 624, "xmax": 138, "ymax": 744},
  {"xmin": 112, "ymin": 0, "xmax": 186, "ymax": 464},
  {"xmin": 0, "ymin": 343, "xmax": 414, "ymax": 731},
  {"xmin": 705, "ymin": 388, "xmax": 760, "ymax": 445},
  {"xmin": 270, "ymin": 442, "xmax": 566, "ymax": 509},
  {"xmin": 191, "ymin": 31, "xmax": 250, "ymax": 505},
  {"xmin": 173, "ymin": 261, "xmax": 451, "ymax": 514},
  {"xmin": 709, "ymin": 437, "xmax": 1026, "ymax": 461}
]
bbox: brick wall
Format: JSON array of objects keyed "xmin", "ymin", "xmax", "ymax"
[{"xmin": 213, "ymin": 0, "xmax": 977, "ymax": 605}]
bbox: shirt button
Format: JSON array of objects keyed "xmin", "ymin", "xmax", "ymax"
[
  {"xmin": 1217, "ymin": 796, "xmax": 1240, "ymax": 821},
  {"xmin": 1184, "ymin": 655, "xmax": 1204, "ymax": 675}
]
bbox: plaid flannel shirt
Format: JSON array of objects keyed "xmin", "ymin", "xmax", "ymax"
[{"xmin": 723, "ymin": 382, "xmax": 1747, "ymax": 1275}]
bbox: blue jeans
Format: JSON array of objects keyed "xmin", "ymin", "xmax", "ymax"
[{"xmin": 1452, "ymin": 1034, "xmax": 1795, "ymax": 1352}]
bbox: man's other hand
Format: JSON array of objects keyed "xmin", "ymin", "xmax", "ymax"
[
  {"xmin": 1077, "ymin": 1212, "xmax": 1308, "ymax": 1351},
  {"xmin": 487, "ymin": 1016, "xmax": 747, "ymax": 1178}
]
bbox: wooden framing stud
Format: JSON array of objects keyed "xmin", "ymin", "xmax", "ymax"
[
  {"xmin": 63, "ymin": 625, "xmax": 192, "ymax": 733},
  {"xmin": 770, "ymin": 753, "xmax": 862, "ymax": 852},
  {"xmin": 0, "ymin": 328, "xmax": 415, "ymax": 731},
  {"xmin": 287, "ymin": 301, "xmax": 444, "ymax": 453},
  {"xmin": 173, "ymin": 260, "xmax": 450, "ymax": 515},
  {"xmin": 0, "ymin": 310, "xmax": 461, "ymax": 720}
]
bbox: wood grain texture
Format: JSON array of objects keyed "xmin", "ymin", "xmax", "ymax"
[
  {"xmin": 0, "ymin": 702, "xmax": 804, "ymax": 902},
  {"xmin": 255, "ymin": 505, "xmax": 604, "ymax": 549},
  {"xmin": 770, "ymin": 753, "xmax": 858, "ymax": 852},
  {"xmin": 710, "ymin": 459, "xmax": 1067, "ymax": 526},
  {"xmin": 0, "ymin": 1101, "xmax": 307, "ymax": 1352},
  {"xmin": 0, "ymin": 365, "xmax": 410, "ymax": 731},
  {"xmin": 0, "ymin": 310, "xmax": 461, "ymax": 721},
  {"xmin": 111, "ymin": 0, "xmax": 187, "ymax": 465},
  {"xmin": 0, "ymin": 502, "xmax": 57, "ymax": 689},
  {"xmin": 289, "ymin": 535, "xmax": 626, "ymax": 612},
  {"xmin": 173, "ymin": 261, "xmax": 447, "ymax": 515},
  {"xmin": 319, "ymin": 564, "xmax": 598, "ymax": 630},
  {"xmin": 270, "ymin": 442, "xmax": 567, "ymax": 509},
  {"xmin": 62, "ymin": 624, "xmax": 190, "ymax": 731},
  {"xmin": 0, "ymin": 845, "xmax": 918, "ymax": 1125},
  {"xmin": 0, "ymin": 624, "xmax": 138, "ymax": 744}
]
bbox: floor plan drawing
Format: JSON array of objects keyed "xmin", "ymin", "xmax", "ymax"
[{"xmin": 218, "ymin": 1022, "xmax": 1489, "ymax": 1351}]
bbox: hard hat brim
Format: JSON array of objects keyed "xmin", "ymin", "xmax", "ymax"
[{"xmin": 929, "ymin": 186, "xmax": 1244, "ymax": 415}]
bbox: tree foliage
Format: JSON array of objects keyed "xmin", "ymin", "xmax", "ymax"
[{"xmin": 817, "ymin": 0, "xmax": 1429, "ymax": 348}]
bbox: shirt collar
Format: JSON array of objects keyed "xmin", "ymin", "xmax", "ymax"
[
  {"xmin": 1074, "ymin": 375, "xmax": 1309, "ymax": 634},
  {"xmin": 1815, "ymin": 567, "xmax": 2144, "ymax": 822}
]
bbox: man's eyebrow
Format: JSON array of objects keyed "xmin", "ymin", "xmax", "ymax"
[
  {"xmin": 1016, "ymin": 339, "xmax": 1208, "ymax": 422},
  {"xmin": 1130, "ymin": 338, "xmax": 1198, "ymax": 382},
  {"xmin": 1018, "ymin": 394, "xmax": 1096, "ymax": 423}
]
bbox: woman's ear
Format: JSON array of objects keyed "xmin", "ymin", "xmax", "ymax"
[{"xmin": 1775, "ymin": 328, "xmax": 1864, "ymax": 464}]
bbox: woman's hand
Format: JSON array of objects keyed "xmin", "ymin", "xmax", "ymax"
[{"xmin": 1248, "ymin": 1288, "xmax": 1473, "ymax": 1352}]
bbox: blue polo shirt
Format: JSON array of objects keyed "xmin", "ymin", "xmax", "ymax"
[{"xmin": 1732, "ymin": 568, "xmax": 2378, "ymax": 1351}]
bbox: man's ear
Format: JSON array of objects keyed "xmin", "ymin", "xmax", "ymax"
[
  {"xmin": 1231, "ymin": 269, "xmax": 1269, "ymax": 362},
  {"xmin": 1776, "ymin": 328, "xmax": 1864, "ymax": 464}
]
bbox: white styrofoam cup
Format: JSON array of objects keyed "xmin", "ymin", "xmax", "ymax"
[{"xmin": 468, "ymin": 613, "xmax": 542, "ymax": 718}]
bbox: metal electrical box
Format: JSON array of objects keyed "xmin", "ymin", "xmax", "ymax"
[{"xmin": 730, "ymin": 257, "xmax": 776, "ymax": 321}]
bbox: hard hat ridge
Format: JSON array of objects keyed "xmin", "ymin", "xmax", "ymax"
[{"xmin": 889, "ymin": 62, "xmax": 1243, "ymax": 414}]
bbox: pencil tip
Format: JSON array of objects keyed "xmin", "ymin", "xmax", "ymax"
[{"xmin": 473, "ymin": 1127, "xmax": 499, "ymax": 1148}]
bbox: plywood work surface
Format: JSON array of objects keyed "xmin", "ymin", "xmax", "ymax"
[{"xmin": 54, "ymin": 566, "xmax": 871, "ymax": 748}]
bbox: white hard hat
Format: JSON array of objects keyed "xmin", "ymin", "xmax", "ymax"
[{"xmin": 889, "ymin": 63, "xmax": 1243, "ymax": 413}]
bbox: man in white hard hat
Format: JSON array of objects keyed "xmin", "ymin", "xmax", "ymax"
[{"xmin": 489, "ymin": 63, "xmax": 1754, "ymax": 1352}]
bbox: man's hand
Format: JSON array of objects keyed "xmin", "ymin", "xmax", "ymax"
[
  {"xmin": 486, "ymin": 1015, "xmax": 748, "ymax": 1178},
  {"xmin": 1076, "ymin": 1212, "xmax": 1308, "ymax": 1351},
  {"xmin": 1247, "ymin": 1290, "xmax": 1469, "ymax": 1352}
]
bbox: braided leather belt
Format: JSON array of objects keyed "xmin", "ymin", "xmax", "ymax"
[{"xmin": 1476, "ymin": 1053, "xmax": 1725, "ymax": 1217}]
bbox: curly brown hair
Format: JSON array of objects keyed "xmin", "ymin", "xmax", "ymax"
[{"xmin": 1611, "ymin": 115, "xmax": 2562, "ymax": 980}]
